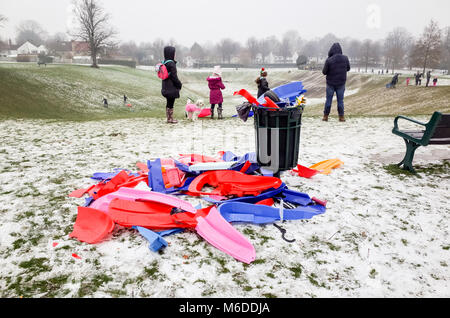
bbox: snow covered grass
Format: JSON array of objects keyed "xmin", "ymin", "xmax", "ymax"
[
  {"xmin": 2, "ymin": 63, "xmax": 449, "ymax": 121},
  {"xmin": 0, "ymin": 115, "xmax": 448, "ymax": 298}
]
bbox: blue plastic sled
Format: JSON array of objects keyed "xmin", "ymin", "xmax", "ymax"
[
  {"xmin": 218, "ymin": 201, "xmax": 326, "ymax": 224},
  {"xmin": 257, "ymin": 81, "xmax": 307, "ymax": 105},
  {"xmin": 202, "ymin": 184, "xmax": 287, "ymax": 205}
]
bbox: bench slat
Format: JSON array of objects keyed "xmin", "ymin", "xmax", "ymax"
[
  {"xmin": 429, "ymin": 137, "xmax": 450, "ymax": 145},
  {"xmin": 436, "ymin": 114, "xmax": 450, "ymax": 127},
  {"xmin": 399, "ymin": 130, "xmax": 424, "ymax": 140},
  {"xmin": 432, "ymin": 127, "xmax": 450, "ymax": 139}
]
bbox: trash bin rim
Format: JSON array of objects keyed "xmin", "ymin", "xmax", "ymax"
[{"xmin": 251, "ymin": 105, "xmax": 303, "ymax": 112}]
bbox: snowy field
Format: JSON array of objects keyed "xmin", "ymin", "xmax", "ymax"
[{"xmin": 0, "ymin": 115, "xmax": 449, "ymax": 298}]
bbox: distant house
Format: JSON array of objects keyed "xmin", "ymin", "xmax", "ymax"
[
  {"xmin": 0, "ymin": 40, "xmax": 19, "ymax": 57},
  {"xmin": 17, "ymin": 41, "xmax": 39, "ymax": 55},
  {"xmin": 37, "ymin": 45, "xmax": 48, "ymax": 55},
  {"xmin": 71, "ymin": 40, "xmax": 90, "ymax": 55}
]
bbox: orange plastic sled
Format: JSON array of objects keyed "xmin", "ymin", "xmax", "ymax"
[
  {"xmin": 309, "ymin": 159, "xmax": 344, "ymax": 175},
  {"xmin": 187, "ymin": 170, "xmax": 283, "ymax": 197}
]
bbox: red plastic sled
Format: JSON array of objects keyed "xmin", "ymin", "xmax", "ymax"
[
  {"xmin": 292, "ymin": 165, "xmax": 319, "ymax": 179},
  {"xmin": 69, "ymin": 207, "xmax": 115, "ymax": 244},
  {"xmin": 233, "ymin": 89, "xmax": 259, "ymax": 105},
  {"xmin": 264, "ymin": 97, "xmax": 280, "ymax": 109},
  {"xmin": 178, "ymin": 154, "xmax": 223, "ymax": 165},
  {"xmin": 198, "ymin": 108, "xmax": 212, "ymax": 118},
  {"xmin": 187, "ymin": 170, "xmax": 283, "ymax": 197},
  {"xmin": 108, "ymin": 198, "xmax": 212, "ymax": 229}
]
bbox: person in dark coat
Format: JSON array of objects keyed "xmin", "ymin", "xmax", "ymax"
[
  {"xmin": 390, "ymin": 73, "xmax": 399, "ymax": 88},
  {"xmin": 161, "ymin": 46, "xmax": 183, "ymax": 124},
  {"xmin": 426, "ymin": 71, "xmax": 431, "ymax": 87},
  {"xmin": 322, "ymin": 43, "xmax": 351, "ymax": 122},
  {"xmin": 103, "ymin": 98, "xmax": 108, "ymax": 108},
  {"xmin": 256, "ymin": 68, "xmax": 270, "ymax": 98}
]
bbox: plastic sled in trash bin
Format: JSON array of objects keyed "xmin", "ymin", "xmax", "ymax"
[
  {"xmin": 233, "ymin": 89, "xmax": 260, "ymax": 105},
  {"xmin": 264, "ymin": 97, "xmax": 280, "ymax": 109},
  {"xmin": 257, "ymin": 82, "xmax": 307, "ymax": 104},
  {"xmin": 195, "ymin": 206, "xmax": 256, "ymax": 264}
]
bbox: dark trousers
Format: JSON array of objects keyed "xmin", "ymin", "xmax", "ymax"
[
  {"xmin": 166, "ymin": 97, "xmax": 175, "ymax": 109},
  {"xmin": 324, "ymin": 84, "xmax": 345, "ymax": 116},
  {"xmin": 211, "ymin": 103, "xmax": 223, "ymax": 110}
]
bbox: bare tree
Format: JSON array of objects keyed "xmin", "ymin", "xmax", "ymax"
[
  {"xmin": 258, "ymin": 37, "xmax": 271, "ymax": 64},
  {"xmin": 246, "ymin": 37, "xmax": 259, "ymax": 64},
  {"xmin": 441, "ymin": 26, "xmax": 450, "ymax": 72},
  {"xmin": 412, "ymin": 20, "xmax": 442, "ymax": 74},
  {"xmin": 216, "ymin": 38, "xmax": 240, "ymax": 63},
  {"xmin": 190, "ymin": 42, "xmax": 205, "ymax": 63},
  {"xmin": 0, "ymin": 14, "xmax": 7, "ymax": 28},
  {"xmin": 301, "ymin": 39, "xmax": 320, "ymax": 62},
  {"xmin": 320, "ymin": 33, "xmax": 340, "ymax": 59},
  {"xmin": 284, "ymin": 30, "xmax": 302, "ymax": 53},
  {"xmin": 278, "ymin": 34, "xmax": 294, "ymax": 63},
  {"xmin": 71, "ymin": 0, "xmax": 117, "ymax": 68},
  {"xmin": 45, "ymin": 32, "xmax": 69, "ymax": 55},
  {"xmin": 16, "ymin": 20, "xmax": 48, "ymax": 46},
  {"xmin": 347, "ymin": 39, "xmax": 362, "ymax": 64},
  {"xmin": 384, "ymin": 27, "xmax": 413, "ymax": 73},
  {"xmin": 360, "ymin": 39, "xmax": 372, "ymax": 72},
  {"xmin": 151, "ymin": 38, "xmax": 166, "ymax": 62}
]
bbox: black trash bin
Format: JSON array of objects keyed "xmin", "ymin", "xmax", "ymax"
[{"xmin": 253, "ymin": 106, "xmax": 303, "ymax": 177}]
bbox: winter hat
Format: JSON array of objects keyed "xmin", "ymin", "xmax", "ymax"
[
  {"xmin": 213, "ymin": 65, "xmax": 222, "ymax": 76},
  {"xmin": 260, "ymin": 68, "xmax": 267, "ymax": 76}
]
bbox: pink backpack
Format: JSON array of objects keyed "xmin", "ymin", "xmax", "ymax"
[{"xmin": 155, "ymin": 60, "xmax": 173, "ymax": 80}]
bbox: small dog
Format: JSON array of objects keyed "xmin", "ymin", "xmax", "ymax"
[{"xmin": 185, "ymin": 99, "xmax": 204, "ymax": 121}]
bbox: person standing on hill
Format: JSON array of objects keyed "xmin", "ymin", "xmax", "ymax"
[
  {"xmin": 322, "ymin": 43, "xmax": 351, "ymax": 122},
  {"xmin": 426, "ymin": 71, "xmax": 431, "ymax": 87},
  {"xmin": 256, "ymin": 68, "xmax": 270, "ymax": 98},
  {"xmin": 207, "ymin": 66, "xmax": 226, "ymax": 119},
  {"xmin": 161, "ymin": 46, "xmax": 183, "ymax": 124}
]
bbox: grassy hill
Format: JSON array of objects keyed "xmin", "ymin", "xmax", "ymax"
[{"xmin": 0, "ymin": 63, "xmax": 449, "ymax": 121}]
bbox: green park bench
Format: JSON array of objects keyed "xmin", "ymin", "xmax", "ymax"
[{"xmin": 392, "ymin": 111, "xmax": 450, "ymax": 172}]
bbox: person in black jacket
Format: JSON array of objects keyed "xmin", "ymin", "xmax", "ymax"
[
  {"xmin": 426, "ymin": 70, "xmax": 431, "ymax": 87},
  {"xmin": 256, "ymin": 68, "xmax": 270, "ymax": 98},
  {"xmin": 161, "ymin": 46, "xmax": 183, "ymax": 124},
  {"xmin": 322, "ymin": 43, "xmax": 351, "ymax": 122}
]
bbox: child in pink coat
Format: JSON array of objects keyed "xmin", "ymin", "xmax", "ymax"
[{"xmin": 207, "ymin": 66, "xmax": 226, "ymax": 119}]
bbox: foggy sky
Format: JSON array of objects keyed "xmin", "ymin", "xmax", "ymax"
[{"xmin": 1, "ymin": 0, "xmax": 449, "ymax": 46}]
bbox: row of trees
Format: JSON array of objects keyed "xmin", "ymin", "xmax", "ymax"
[
  {"xmin": 1, "ymin": 0, "xmax": 449, "ymax": 72},
  {"xmin": 115, "ymin": 20, "xmax": 450, "ymax": 74}
]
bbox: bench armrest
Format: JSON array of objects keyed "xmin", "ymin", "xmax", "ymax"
[
  {"xmin": 393, "ymin": 115, "xmax": 427, "ymax": 131},
  {"xmin": 392, "ymin": 112, "xmax": 442, "ymax": 146}
]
